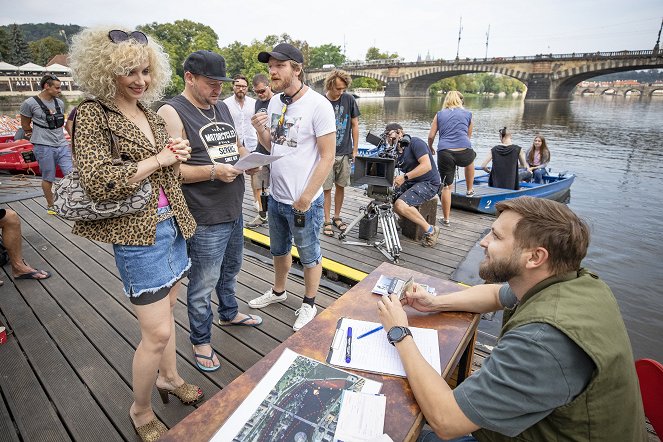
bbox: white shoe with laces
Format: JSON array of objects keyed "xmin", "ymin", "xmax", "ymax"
[
  {"xmin": 248, "ymin": 289, "xmax": 287, "ymax": 308},
  {"xmin": 293, "ymin": 304, "xmax": 317, "ymax": 331}
]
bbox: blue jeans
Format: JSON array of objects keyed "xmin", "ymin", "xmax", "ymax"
[
  {"xmin": 533, "ymin": 168, "xmax": 546, "ymax": 184},
  {"xmin": 267, "ymin": 193, "xmax": 324, "ymax": 267},
  {"xmin": 33, "ymin": 143, "xmax": 73, "ymax": 182},
  {"xmin": 418, "ymin": 428, "xmax": 477, "ymax": 442},
  {"xmin": 186, "ymin": 215, "xmax": 243, "ymax": 346}
]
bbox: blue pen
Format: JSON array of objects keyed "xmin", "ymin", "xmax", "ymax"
[
  {"xmin": 356, "ymin": 325, "xmax": 383, "ymax": 340},
  {"xmin": 345, "ymin": 327, "xmax": 352, "ymax": 363}
]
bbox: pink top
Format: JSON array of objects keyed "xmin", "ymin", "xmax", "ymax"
[{"xmin": 157, "ymin": 186, "xmax": 170, "ymax": 208}]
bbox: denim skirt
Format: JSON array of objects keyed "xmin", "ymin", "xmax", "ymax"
[{"xmin": 113, "ymin": 207, "xmax": 191, "ymax": 303}]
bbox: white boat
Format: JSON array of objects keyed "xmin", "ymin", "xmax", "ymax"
[{"xmin": 351, "ymin": 88, "xmax": 385, "ymax": 98}]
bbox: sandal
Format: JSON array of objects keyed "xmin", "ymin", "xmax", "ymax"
[
  {"xmin": 323, "ymin": 222, "xmax": 335, "ymax": 237},
  {"xmin": 332, "ymin": 217, "xmax": 347, "ymax": 232},
  {"xmin": 157, "ymin": 382, "xmax": 204, "ymax": 405}
]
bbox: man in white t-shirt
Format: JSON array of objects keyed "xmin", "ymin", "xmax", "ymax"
[
  {"xmin": 223, "ymin": 74, "xmax": 257, "ymax": 152},
  {"xmin": 249, "ymin": 43, "xmax": 336, "ymax": 331}
]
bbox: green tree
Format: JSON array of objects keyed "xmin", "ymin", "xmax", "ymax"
[
  {"xmin": 365, "ymin": 46, "xmax": 398, "ymax": 61},
  {"xmin": 138, "ymin": 20, "xmax": 221, "ymax": 96},
  {"xmin": 0, "ymin": 28, "xmax": 9, "ymax": 61},
  {"xmin": 29, "ymin": 36, "xmax": 67, "ymax": 66},
  {"xmin": 219, "ymin": 41, "xmax": 247, "ymax": 77},
  {"xmin": 351, "ymin": 77, "xmax": 383, "ymax": 91},
  {"xmin": 309, "ymin": 44, "xmax": 345, "ymax": 68},
  {"xmin": 7, "ymin": 24, "xmax": 30, "ymax": 65}
]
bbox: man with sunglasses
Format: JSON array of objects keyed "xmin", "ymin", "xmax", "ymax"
[
  {"xmin": 20, "ymin": 74, "xmax": 73, "ymax": 215},
  {"xmin": 249, "ymin": 43, "xmax": 336, "ymax": 331},
  {"xmin": 246, "ymin": 73, "xmax": 274, "ymax": 229},
  {"xmin": 158, "ymin": 50, "xmax": 262, "ymax": 372}
]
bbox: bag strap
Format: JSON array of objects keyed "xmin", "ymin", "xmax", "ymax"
[
  {"xmin": 71, "ymin": 99, "xmax": 122, "ymax": 165},
  {"xmin": 32, "ymin": 95, "xmax": 64, "ymax": 129}
]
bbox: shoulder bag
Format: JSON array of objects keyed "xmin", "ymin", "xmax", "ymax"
[{"xmin": 53, "ymin": 100, "xmax": 152, "ymax": 221}]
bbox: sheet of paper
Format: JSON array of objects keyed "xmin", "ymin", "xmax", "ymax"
[
  {"xmin": 212, "ymin": 348, "xmax": 382, "ymax": 442},
  {"xmin": 333, "ymin": 391, "xmax": 386, "ymax": 442},
  {"xmin": 233, "ymin": 152, "xmax": 284, "ymax": 170},
  {"xmin": 329, "ymin": 318, "xmax": 441, "ymax": 377}
]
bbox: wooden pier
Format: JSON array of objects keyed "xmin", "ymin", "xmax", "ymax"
[{"xmin": 0, "ymin": 175, "xmax": 488, "ymax": 441}]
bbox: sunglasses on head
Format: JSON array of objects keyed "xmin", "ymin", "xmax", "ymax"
[{"xmin": 108, "ymin": 30, "xmax": 148, "ymax": 45}]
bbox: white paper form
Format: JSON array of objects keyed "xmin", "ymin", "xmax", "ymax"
[
  {"xmin": 233, "ymin": 152, "xmax": 284, "ymax": 170},
  {"xmin": 333, "ymin": 391, "xmax": 386, "ymax": 442},
  {"xmin": 328, "ymin": 318, "xmax": 441, "ymax": 377}
]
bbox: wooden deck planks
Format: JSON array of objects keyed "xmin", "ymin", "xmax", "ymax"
[{"xmin": 0, "ymin": 182, "xmax": 491, "ymax": 441}]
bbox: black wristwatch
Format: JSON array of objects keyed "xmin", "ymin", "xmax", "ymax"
[
  {"xmin": 403, "ymin": 174, "xmax": 409, "ymax": 181},
  {"xmin": 387, "ymin": 326, "xmax": 413, "ymax": 346}
]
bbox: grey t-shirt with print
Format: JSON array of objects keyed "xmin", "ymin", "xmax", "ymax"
[{"xmin": 20, "ymin": 96, "xmax": 68, "ymax": 147}]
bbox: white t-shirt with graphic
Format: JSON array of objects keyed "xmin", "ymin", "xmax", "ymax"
[{"xmin": 266, "ymin": 89, "xmax": 335, "ymax": 205}]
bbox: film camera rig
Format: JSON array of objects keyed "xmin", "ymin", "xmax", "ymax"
[{"xmin": 338, "ymin": 131, "xmax": 409, "ymax": 263}]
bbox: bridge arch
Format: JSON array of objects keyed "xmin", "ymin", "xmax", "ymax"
[
  {"xmin": 307, "ymin": 70, "xmax": 388, "ymax": 91},
  {"xmin": 397, "ymin": 65, "xmax": 527, "ymax": 96}
]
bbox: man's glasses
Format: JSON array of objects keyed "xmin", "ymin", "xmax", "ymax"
[
  {"xmin": 234, "ymin": 84, "xmax": 248, "ymax": 89},
  {"xmin": 254, "ymin": 88, "xmax": 267, "ymax": 94},
  {"xmin": 108, "ymin": 30, "xmax": 148, "ymax": 45}
]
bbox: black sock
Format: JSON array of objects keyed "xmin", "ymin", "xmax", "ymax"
[
  {"xmin": 273, "ymin": 289, "xmax": 285, "ymax": 296},
  {"xmin": 303, "ymin": 296, "xmax": 316, "ymax": 307},
  {"xmin": 259, "ymin": 210, "xmax": 267, "ymax": 218}
]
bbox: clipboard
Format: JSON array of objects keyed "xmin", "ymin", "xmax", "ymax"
[{"xmin": 327, "ymin": 317, "xmax": 442, "ymax": 377}]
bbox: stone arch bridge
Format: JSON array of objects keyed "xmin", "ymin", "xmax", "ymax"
[
  {"xmin": 307, "ymin": 50, "xmax": 663, "ymax": 100},
  {"xmin": 576, "ymin": 84, "xmax": 663, "ymax": 97}
]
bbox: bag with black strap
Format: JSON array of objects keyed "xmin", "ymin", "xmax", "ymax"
[{"xmin": 53, "ymin": 100, "xmax": 152, "ymax": 221}]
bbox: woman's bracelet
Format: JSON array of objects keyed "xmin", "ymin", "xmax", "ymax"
[
  {"xmin": 210, "ymin": 163, "xmax": 216, "ymax": 181},
  {"xmin": 154, "ymin": 155, "xmax": 163, "ymax": 169}
]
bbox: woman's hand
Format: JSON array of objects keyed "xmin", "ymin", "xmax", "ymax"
[{"xmin": 156, "ymin": 137, "xmax": 190, "ymax": 167}]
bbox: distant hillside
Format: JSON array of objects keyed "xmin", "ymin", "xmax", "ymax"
[{"xmin": 0, "ymin": 23, "xmax": 83, "ymax": 44}]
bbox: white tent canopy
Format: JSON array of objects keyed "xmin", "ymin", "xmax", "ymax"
[
  {"xmin": 18, "ymin": 62, "xmax": 46, "ymax": 72},
  {"xmin": 46, "ymin": 63, "xmax": 71, "ymax": 73},
  {"xmin": 0, "ymin": 61, "xmax": 19, "ymax": 71}
]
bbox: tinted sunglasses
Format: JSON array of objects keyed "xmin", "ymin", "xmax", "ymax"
[
  {"xmin": 108, "ymin": 30, "xmax": 148, "ymax": 45},
  {"xmin": 254, "ymin": 88, "xmax": 267, "ymax": 94}
]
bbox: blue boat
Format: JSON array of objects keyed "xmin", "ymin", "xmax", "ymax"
[{"xmin": 450, "ymin": 171, "xmax": 575, "ymax": 215}]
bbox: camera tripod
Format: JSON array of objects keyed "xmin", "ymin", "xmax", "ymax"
[{"xmin": 338, "ymin": 195, "xmax": 402, "ymax": 263}]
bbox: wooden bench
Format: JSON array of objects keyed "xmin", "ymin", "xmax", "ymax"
[{"xmin": 399, "ymin": 197, "xmax": 438, "ymax": 241}]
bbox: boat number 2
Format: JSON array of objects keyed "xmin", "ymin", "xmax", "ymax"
[{"xmin": 485, "ymin": 200, "xmax": 492, "ymax": 209}]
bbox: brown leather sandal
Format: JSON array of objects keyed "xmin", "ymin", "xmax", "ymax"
[
  {"xmin": 157, "ymin": 383, "xmax": 204, "ymax": 405},
  {"xmin": 323, "ymin": 222, "xmax": 335, "ymax": 237}
]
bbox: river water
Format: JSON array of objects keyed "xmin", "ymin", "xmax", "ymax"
[{"xmin": 357, "ymin": 95, "xmax": 663, "ymax": 362}]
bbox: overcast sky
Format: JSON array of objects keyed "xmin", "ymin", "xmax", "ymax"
[{"xmin": 1, "ymin": 0, "xmax": 661, "ymax": 62}]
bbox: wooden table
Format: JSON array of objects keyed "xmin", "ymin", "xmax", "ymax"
[{"xmin": 162, "ymin": 262, "xmax": 480, "ymax": 442}]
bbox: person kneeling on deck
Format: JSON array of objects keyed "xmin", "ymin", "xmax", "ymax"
[
  {"xmin": 386, "ymin": 123, "xmax": 442, "ymax": 247},
  {"xmin": 377, "ymin": 197, "xmax": 647, "ymax": 442}
]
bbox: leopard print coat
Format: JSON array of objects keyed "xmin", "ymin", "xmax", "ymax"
[{"xmin": 71, "ymin": 99, "xmax": 196, "ymax": 245}]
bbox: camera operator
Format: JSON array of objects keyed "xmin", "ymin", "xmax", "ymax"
[{"xmin": 386, "ymin": 123, "xmax": 442, "ymax": 247}]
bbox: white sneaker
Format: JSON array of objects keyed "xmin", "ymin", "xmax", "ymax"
[
  {"xmin": 248, "ymin": 289, "xmax": 287, "ymax": 308},
  {"xmin": 293, "ymin": 304, "xmax": 317, "ymax": 331}
]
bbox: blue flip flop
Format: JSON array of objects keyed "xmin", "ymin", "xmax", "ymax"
[
  {"xmin": 218, "ymin": 313, "xmax": 263, "ymax": 327},
  {"xmin": 193, "ymin": 347, "xmax": 220, "ymax": 372},
  {"xmin": 14, "ymin": 270, "xmax": 51, "ymax": 280}
]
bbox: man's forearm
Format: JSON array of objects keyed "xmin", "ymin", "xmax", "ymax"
[
  {"xmin": 436, "ymin": 283, "xmax": 503, "ymax": 313},
  {"xmin": 256, "ymin": 126, "xmax": 271, "ymax": 151},
  {"xmin": 180, "ymin": 163, "xmax": 214, "ymax": 184}
]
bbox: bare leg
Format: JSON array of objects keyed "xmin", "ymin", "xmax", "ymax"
[
  {"xmin": 252, "ymin": 187, "xmax": 262, "ymax": 211},
  {"xmin": 155, "ymin": 283, "xmax": 185, "ymax": 390},
  {"xmin": 394, "ymin": 199, "xmax": 431, "ymax": 231},
  {"xmin": 130, "ymin": 294, "xmax": 172, "ymax": 427},
  {"xmin": 464, "ymin": 164, "xmax": 475, "ymax": 193},
  {"xmin": 0, "ymin": 209, "xmax": 48, "ymax": 277},
  {"xmin": 303, "ymin": 263, "xmax": 322, "ymax": 299},
  {"xmin": 323, "ymin": 189, "xmax": 332, "ymax": 224},
  {"xmin": 333, "ymin": 185, "xmax": 345, "ymax": 219},
  {"xmin": 273, "ymin": 254, "xmax": 292, "ymax": 293},
  {"xmin": 42, "ymin": 180, "xmax": 54, "ymax": 207},
  {"xmin": 441, "ymin": 185, "xmax": 452, "ymax": 221}
]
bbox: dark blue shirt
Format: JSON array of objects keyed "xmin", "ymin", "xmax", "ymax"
[{"xmin": 397, "ymin": 136, "xmax": 441, "ymax": 186}]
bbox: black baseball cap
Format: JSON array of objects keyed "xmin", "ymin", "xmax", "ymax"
[
  {"xmin": 385, "ymin": 123, "xmax": 403, "ymax": 132},
  {"xmin": 183, "ymin": 50, "xmax": 233, "ymax": 81},
  {"xmin": 258, "ymin": 43, "xmax": 304, "ymax": 64}
]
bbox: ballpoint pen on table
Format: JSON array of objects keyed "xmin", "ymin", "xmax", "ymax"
[
  {"xmin": 345, "ymin": 327, "xmax": 352, "ymax": 363},
  {"xmin": 356, "ymin": 325, "xmax": 383, "ymax": 340}
]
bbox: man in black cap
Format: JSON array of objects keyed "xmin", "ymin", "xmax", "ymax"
[
  {"xmin": 249, "ymin": 43, "xmax": 336, "ymax": 332},
  {"xmin": 385, "ymin": 122, "xmax": 442, "ymax": 247},
  {"xmin": 158, "ymin": 50, "xmax": 263, "ymax": 373}
]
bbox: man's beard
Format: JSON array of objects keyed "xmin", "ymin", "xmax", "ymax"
[
  {"xmin": 234, "ymin": 91, "xmax": 245, "ymax": 99},
  {"xmin": 479, "ymin": 250, "xmax": 523, "ymax": 283},
  {"xmin": 271, "ymin": 75, "xmax": 293, "ymax": 94}
]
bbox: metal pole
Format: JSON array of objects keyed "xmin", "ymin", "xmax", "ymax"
[
  {"xmin": 455, "ymin": 16, "xmax": 463, "ymax": 61},
  {"xmin": 485, "ymin": 25, "xmax": 490, "ymax": 60},
  {"xmin": 654, "ymin": 18, "xmax": 662, "ymax": 55}
]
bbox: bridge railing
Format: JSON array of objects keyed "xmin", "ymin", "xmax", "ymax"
[{"xmin": 307, "ymin": 50, "xmax": 658, "ymax": 72}]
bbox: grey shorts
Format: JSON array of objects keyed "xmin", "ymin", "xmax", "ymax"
[
  {"xmin": 323, "ymin": 155, "xmax": 352, "ymax": 190},
  {"xmin": 395, "ymin": 181, "xmax": 441, "ymax": 207},
  {"xmin": 250, "ymin": 167, "xmax": 270, "ymax": 190},
  {"xmin": 33, "ymin": 143, "xmax": 74, "ymax": 182}
]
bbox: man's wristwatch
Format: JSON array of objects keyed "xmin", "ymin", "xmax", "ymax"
[
  {"xmin": 403, "ymin": 174, "xmax": 409, "ymax": 181},
  {"xmin": 387, "ymin": 326, "xmax": 413, "ymax": 346}
]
